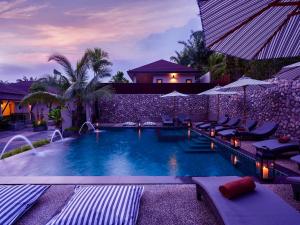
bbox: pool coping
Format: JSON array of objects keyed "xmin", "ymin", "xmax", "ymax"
[{"xmin": 0, "ymin": 176, "xmax": 194, "ymax": 185}]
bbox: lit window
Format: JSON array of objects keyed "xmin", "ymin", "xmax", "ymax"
[
  {"xmin": 157, "ymin": 79, "xmax": 163, "ymax": 84},
  {"xmin": 186, "ymin": 79, "xmax": 192, "ymax": 83}
]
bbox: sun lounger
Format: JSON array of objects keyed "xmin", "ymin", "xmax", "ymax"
[
  {"xmin": 123, "ymin": 122, "xmax": 137, "ymax": 127},
  {"xmin": 253, "ymin": 139, "xmax": 300, "ymax": 157},
  {"xmin": 177, "ymin": 113, "xmax": 190, "ymax": 125},
  {"xmin": 0, "ymin": 185, "xmax": 49, "ymax": 225},
  {"xmin": 287, "ymin": 177, "xmax": 300, "ymax": 201},
  {"xmin": 236, "ymin": 121, "xmax": 278, "ymax": 140},
  {"xmin": 218, "ymin": 119, "xmax": 257, "ymax": 138},
  {"xmin": 162, "ymin": 115, "xmax": 174, "ymax": 126},
  {"xmin": 291, "ymin": 155, "xmax": 300, "ymax": 169},
  {"xmin": 46, "ymin": 185, "xmax": 144, "ymax": 225},
  {"xmin": 214, "ymin": 118, "xmax": 241, "ymax": 132},
  {"xmin": 143, "ymin": 121, "xmax": 157, "ymax": 127},
  {"xmin": 197, "ymin": 115, "xmax": 229, "ymax": 130},
  {"xmin": 192, "ymin": 176, "xmax": 300, "ymax": 225}
]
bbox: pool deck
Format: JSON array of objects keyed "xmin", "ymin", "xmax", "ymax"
[{"xmin": 193, "ymin": 126, "xmax": 300, "ymax": 176}]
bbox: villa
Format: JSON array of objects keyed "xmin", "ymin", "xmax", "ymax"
[
  {"xmin": 0, "ymin": 0, "xmax": 300, "ymax": 225},
  {"xmin": 127, "ymin": 59, "xmax": 201, "ymax": 83}
]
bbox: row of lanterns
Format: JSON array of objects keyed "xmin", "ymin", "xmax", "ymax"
[{"xmin": 209, "ymin": 126, "xmax": 274, "ymax": 181}]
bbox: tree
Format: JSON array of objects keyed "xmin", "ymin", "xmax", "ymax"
[
  {"xmin": 110, "ymin": 71, "xmax": 129, "ymax": 83},
  {"xmin": 16, "ymin": 76, "xmax": 38, "ymax": 82},
  {"xmin": 206, "ymin": 53, "xmax": 226, "ymax": 81},
  {"xmin": 170, "ymin": 31, "xmax": 212, "ymax": 77},
  {"xmin": 21, "ymin": 51, "xmax": 112, "ymax": 127},
  {"xmin": 85, "ymin": 48, "xmax": 113, "ymax": 120}
]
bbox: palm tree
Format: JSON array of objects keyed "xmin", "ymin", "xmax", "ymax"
[
  {"xmin": 85, "ymin": 48, "xmax": 112, "ymax": 120},
  {"xmin": 110, "ymin": 71, "xmax": 129, "ymax": 83},
  {"xmin": 22, "ymin": 52, "xmax": 112, "ymax": 127},
  {"xmin": 170, "ymin": 50, "xmax": 190, "ymax": 66},
  {"xmin": 207, "ymin": 53, "xmax": 226, "ymax": 81}
]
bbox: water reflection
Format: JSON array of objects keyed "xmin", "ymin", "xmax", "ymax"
[{"xmin": 168, "ymin": 154, "xmax": 178, "ymax": 175}]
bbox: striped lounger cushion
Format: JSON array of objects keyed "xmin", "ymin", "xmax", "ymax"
[
  {"xmin": 47, "ymin": 185, "xmax": 144, "ymax": 225},
  {"xmin": 0, "ymin": 185, "xmax": 49, "ymax": 225}
]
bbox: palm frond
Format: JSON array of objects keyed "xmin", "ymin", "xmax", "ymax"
[
  {"xmin": 49, "ymin": 54, "xmax": 75, "ymax": 81},
  {"xmin": 21, "ymin": 92, "xmax": 64, "ymax": 106}
]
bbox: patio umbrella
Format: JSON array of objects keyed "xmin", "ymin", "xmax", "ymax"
[
  {"xmin": 275, "ymin": 61, "xmax": 300, "ymax": 80},
  {"xmin": 161, "ymin": 91, "xmax": 188, "ymax": 117},
  {"xmin": 198, "ymin": 86, "xmax": 239, "ymax": 120},
  {"xmin": 218, "ymin": 76, "xmax": 273, "ymax": 124},
  {"xmin": 197, "ymin": 0, "xmax": 300, "ymax": 60}
]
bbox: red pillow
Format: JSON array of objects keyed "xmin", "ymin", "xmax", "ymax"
[
  {"xmin": 219, "ymin": 177, "xmax": 256, "ymax": 199},
  {"xmin": 278, "ymin": 136, "xmax": 290, "ymax": 143}
]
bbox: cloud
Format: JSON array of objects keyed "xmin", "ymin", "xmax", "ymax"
[
  {"xmin": 0, "ymin": 0, "xmax": 47, "ymax": 19},
  {"xmin": 0, "ymin": 0, "xmax": 201, "ymax": 81}
]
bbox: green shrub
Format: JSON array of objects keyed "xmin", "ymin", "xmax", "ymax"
[
  {"xmin": 2, "ymin": 139, "xmax": 50, "ymax": 159},
  {"xmin": 64, "ymin": 126, "xmax": 79, "ymax": 132}
]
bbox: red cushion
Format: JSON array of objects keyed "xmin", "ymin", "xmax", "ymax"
[
  {"xmin": 278, "ymin": 136, "xmax": 290, "ymax": 143},
  {"xmin": 219, "ymin": 177, "xmax": 256, "ymax": 199}
]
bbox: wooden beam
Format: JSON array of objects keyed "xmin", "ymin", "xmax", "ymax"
[
  {"xmin": 1, "ymin": 101, "xmax": 9, "ymax": 114},
  {"xmin": 271, "ymin": 2, "xmax": 300, "ymax": 7}
]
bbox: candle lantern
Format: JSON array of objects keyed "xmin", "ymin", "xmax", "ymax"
[
  {"xmin": 210, "ymin": 127, "xmax": 216, "ymax": 138},
  {"xmin": 138, "ymin": 122, "xmax": 142, "ymax": 128},
  {"xmin": 256, "ymin": 149, "xmax": 275, "ymax": 181},
  {"xmin": 230, "ymin": 136, "xmax": 241, "ymax": 148},
  {"xmin": 187, "ymin": 121, "xmax": 192, "ymax": 128}
]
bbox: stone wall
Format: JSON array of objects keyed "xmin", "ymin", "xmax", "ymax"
[
  {"xmin": 99, "ymin": 94, "xmax": 208, "ymax": 123},
  {"xmin": 208, "ymin": 79, "xmax": 300, "ymax": 139}
]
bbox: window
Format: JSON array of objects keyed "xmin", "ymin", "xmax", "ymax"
[
  {"xmin": 156, "ymin": 79, "xmax": 163, "ymax": 84},
  {"xmin": 186, "ymin": 79, "xmax": 192, "ymax": 83}
]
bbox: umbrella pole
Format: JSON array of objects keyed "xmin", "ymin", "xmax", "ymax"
[
  {"xmin": 243, "ymin": 86, "xmax": 246, "ymax": 125},
  {"xmin": 217, "ymin": 94, "xmax": 220, "ymax": 121}
]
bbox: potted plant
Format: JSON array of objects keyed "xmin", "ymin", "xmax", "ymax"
[{"xmin": 48, "ymin": 108, "xmax": 62, "ymax": 129}]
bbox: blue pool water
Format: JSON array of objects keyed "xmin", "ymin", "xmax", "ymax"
[{"xmin": 0, "ymin": 128, "xmax": 258, "ymax": 176}]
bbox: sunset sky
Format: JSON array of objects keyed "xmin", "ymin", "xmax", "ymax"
[{"xmin": 0, "ymin": 0, "xmax": 201, "ymax": 82}]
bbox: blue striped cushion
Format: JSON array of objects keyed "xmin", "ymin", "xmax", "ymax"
[
  {"xmin": 0, "ymin": 185, "xmax": 49, "ymax": 225},
  {"xmin": 47, "ymin": 185, "xmax": 144, "ymax": 225}
]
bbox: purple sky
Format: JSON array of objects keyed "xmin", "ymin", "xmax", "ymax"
[{"xmin": 0, "ymin": 0, "xmax": 201, "ymax": 82}]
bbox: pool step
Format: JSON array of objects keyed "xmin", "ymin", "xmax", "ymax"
[{"xmin": 184, "ymin": 148, "xmax": 216, "ymax": 153}]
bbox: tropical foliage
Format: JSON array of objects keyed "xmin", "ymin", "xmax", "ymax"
[
  {"xmin": 21, "ymin": 48, "xmax": 113, "ymax": 127},
  {"xmin": 171, "ymin": 30, "xmax": 300, "ymax": 82},
  {"xmin": 110, "ymin": 71, "xmax": 129, "ymax": 83}
]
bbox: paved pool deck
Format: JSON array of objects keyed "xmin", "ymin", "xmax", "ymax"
[{"xmin": 194, "ymin": 127, "xmax": 300, "ymax": 176}]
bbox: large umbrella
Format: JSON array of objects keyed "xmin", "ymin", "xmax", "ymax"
[
  {"xmin": 197, "ymin": 0, "xmax": 300, "ymax": 60},
  {"xmin": 161, "ymin": 91, "xmax": 189, "ymax": 117},
  {"xmin": 218, "ymin": 76, "xmax": 273, "ymax": 124},
  {"xmin": 198, "ymin": 86, "xmax": 239, "ymax": 120},
  {"xmin": 275, "ymin": 61, "xmax": 300, "ymax": 80}
]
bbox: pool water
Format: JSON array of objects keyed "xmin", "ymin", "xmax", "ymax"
[{"xmin": 0, "ymin": 128, "xmax": 258, "ymax": 176}]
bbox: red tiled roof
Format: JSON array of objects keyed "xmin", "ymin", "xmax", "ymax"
[{"xmin": 127, "ymin": 60, "xmax": 198, "ymax": 75}]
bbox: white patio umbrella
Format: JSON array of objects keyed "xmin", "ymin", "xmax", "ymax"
[
  {"xmin": 218, "ymin": 76, "xmax": 273, "ymax": 124},
  {"xmin": 161, "ymin": 91, "xmax": 189, "ymax": 117},
  {"xmin": 198, "ymin": 86, "xmax": 239, "ymax": 120}
]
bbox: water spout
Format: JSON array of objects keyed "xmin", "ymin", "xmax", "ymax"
[
  {"xmin": 0, "ymin": 135, "xmax": 35, "ymax": 160},
  {"xmin": 50, "ymin": 129, "xmax": 64, "ymax": 143},
  {"xmin": 79, "ymin": 121, "xmax": 96, "ymax": 135}
]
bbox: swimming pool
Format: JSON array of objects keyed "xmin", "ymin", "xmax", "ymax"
[{"xmin": 0, "ymin": 128, "xmax": 259, "ymax": 176}]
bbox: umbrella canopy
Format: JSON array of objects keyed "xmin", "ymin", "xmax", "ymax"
[
  {"xmin": 198, "ymin": 86, "xmax": 239, "ymax": 120},
  {"xmin": 161, "ymin": 91, "xmax": 188, "ymax": 118},
  {"xmin": 198, "ymin": 86, "xmax": 239, "ymax": 96},
  {"xmin": 219, "ymin": 76, "xmax": 273, "ymax": 124},
  {"xmin": 198, "ymin": 0, "xmax": 300, "ymax": 60},
  {"xmin": 161, "ymin": 91, "xmax": 189, "ymax": 98},
  {"xmin": 275, "ymin": 61, "xmax": 300, "ymax": 80}
]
